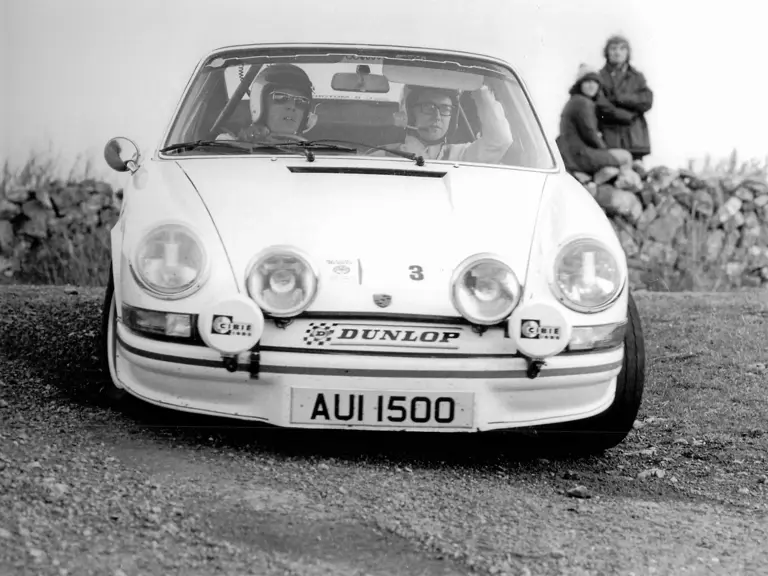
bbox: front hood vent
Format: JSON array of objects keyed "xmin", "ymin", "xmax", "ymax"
[{"xmin": 287, "ymin": 166, "xmax": 447, "ymax": 178}]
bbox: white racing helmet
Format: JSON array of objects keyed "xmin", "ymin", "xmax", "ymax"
[{"xmin": 249, "ymin": 64, "xmax": 318, "ymax": 133}]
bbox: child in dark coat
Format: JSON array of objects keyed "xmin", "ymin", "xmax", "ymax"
[{"xmin": 556, "ymin": 64, "xmax": 632, "ymax": 177}]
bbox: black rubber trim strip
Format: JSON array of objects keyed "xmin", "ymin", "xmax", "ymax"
[
  {"xmin": 116, "ymin": 333, "xmax": 623, "ymax": 378},
  {"xmin": 117, "ymin": 334, "xmax": 251, "ymax": 371},
  {"xmin": 258, "ymin": 344, "xmax": 622, "ymax": 358},
  {"xmin": 257, "ymin": 361, "xmax": 623, "ymax": 379},
  {"xmin": 258, "ymin": 345, "xmax": 522, "ymax": 359}
]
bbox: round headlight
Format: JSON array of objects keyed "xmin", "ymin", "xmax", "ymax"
[
  {"xmin": 551, "ymin": 238, "xmax": 624, "ymax": 312},
  {"xmin": 246, "ymin": 246, "xmax": 318, "ymax": 317},
  {"xmin": 450, "ymin": 254, "xmax": 521, "ymax": 325},
  {"xmin": 132, "ymin": 224, "xmax": 207, "ymax": 299}
]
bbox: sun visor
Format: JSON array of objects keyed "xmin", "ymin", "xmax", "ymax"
[{"xmin": 382, "ymin": 64, "xmax": 484, "ymax": 91}]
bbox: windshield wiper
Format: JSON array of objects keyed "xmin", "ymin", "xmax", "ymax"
[
  {"xmin": 265, "ymin": 140, "xmax": 358, "ymax": 163},
  {"xmin": 159, "ymin": 139, "xmax": 331, "ymax": 162},
  {"xmin": 159, "ymin": 138, "xmax": 425, "ymax": 166},
  {"xmin": 301, "ymin": 139, "xmax": 425, "ymax": 166},
  {"xmin": 159, "ymin": 140, "xmax": 255, "ymax": 154},
  {"xmin": 273, "ymin": 140, "xmax": 357, "ymax": 153}
]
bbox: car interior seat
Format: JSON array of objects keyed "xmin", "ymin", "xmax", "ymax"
[
  {"xmin": 223, "ymin": 98, "xmax": 406, "ymax": 148},
  {"xmin": 302, "ymin": 99, "xmax": 406, "ymax": 147},
  {"xmin": 221, "ymin": 92, "xmax": 532, "ymax": 166}
]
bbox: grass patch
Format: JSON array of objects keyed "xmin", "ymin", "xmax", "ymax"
[
  {"xmin": 5, "ymin": 227, "xmax": 113, "ymax": 287},
  {"xmin": 634, "ymin": 289, "xmax": 768, "ymax": 441}
]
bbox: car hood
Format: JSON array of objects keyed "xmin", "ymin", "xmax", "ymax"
[{"xmin": 176, "ymin": 157, "xmax": 549, "ymax": 316}]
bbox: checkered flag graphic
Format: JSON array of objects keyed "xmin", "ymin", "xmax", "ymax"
[{"xmin": 303, "ymin": 322, "xmax": 337, "ymax": 346}]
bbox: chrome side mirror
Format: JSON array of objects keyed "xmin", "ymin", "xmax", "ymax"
[{"xmin": 104, "ymin": 137, "xmax": 141, "ymax": 174}]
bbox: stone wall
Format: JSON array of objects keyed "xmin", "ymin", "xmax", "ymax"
[
  {"xmin": 1, "ymin": 166, "xmax": 767, "ymax": 290},
  {"xmin": 0, "ymin": 179, "xmax": 122, "ymax": 279},
  {"xmin": 575, "ymin": 164, "xmax": 768, "ymax": 290}
]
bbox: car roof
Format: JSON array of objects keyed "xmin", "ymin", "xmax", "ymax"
[{"xmin": 199, "ymin": 42, "xmax": 519, "ymax": 74}]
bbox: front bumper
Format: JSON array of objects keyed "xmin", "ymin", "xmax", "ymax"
[{"xmin": 111, "ymin": 314, "xmax": 624, "ymax": 432}]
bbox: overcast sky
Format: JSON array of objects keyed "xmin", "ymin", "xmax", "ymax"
[{"xmin": 2, "ymin": 0, "xmax": 767, "ymax": 182}]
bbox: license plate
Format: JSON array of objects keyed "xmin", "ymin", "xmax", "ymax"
[{"xmin": 290, "ymin": 388, "xmax": 474, "ymax": 429}]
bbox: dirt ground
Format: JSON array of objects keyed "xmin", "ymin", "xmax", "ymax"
[{"xmin": 1, "ymin": 286, "xmax": 767, "ymax": 575}]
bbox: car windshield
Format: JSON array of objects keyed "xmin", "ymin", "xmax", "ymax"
[{"xmin": 161, "ymin": 46, "xmax": 556, "ymax": 170}]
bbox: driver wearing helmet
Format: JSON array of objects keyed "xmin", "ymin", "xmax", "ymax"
[
  {"xmin": 218, "ymin": 63, "xmax": 318, "ymax": 143},
  {"xmin": 373, "ymin": 83, "xmax": 513, "ymax": 163}
]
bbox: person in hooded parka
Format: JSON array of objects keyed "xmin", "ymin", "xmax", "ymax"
[
  {"xmin": 556, "ymin": 64, "xmax": 632, "ymax": 176},
  {"xmin": 596, "ymin": 34, "xmax": 654, "ymax": 162}
]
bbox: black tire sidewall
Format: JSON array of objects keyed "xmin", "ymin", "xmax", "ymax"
[
  {"xmin": 530, "ymin": 290, "xmax": 646, "ymax": 454},
  {"xmin": 98, "ymin": 263, "xmax": 127, "ymax": 404},
  {"xmin": 99, "ymin": 264, "xmax": 114, "ymax": 376},
  {"xmin": 611, "ymin": 290, "xmax": 646, "ymax": 431},
  {"xmin": 570, "ymin": 289, "xmax": 646, "ymax": 448}
]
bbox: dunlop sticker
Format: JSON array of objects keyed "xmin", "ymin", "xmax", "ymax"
[{"xmin": 302, "ymin": 322, "xmax": 462, "ymax": 349}]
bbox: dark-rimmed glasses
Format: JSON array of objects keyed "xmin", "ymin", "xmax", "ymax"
[{"xmin": 414, "ymin": 102, "xmax": 455, "ymax": 117}]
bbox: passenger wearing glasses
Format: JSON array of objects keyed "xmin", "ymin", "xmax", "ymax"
[
  {"xmin": 219, "ymin": 64, "xmax": 318, "ymax": 143},
  {"xmin": 375, "ymin": 83, "xmax": 513, "ymax": 164}
]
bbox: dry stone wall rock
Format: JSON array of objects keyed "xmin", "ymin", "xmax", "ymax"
[
  {"xmin": 0, "ymin": 179, "xmax": 121, "ymax": 279},
  {"xmin": 580, "ymin": 165, "xmax": 768, "ymax": 290}
]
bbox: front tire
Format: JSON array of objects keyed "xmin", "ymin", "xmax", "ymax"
[
  {"xmin": 98, "ymin": 264, "xmax": 129, "ymax": 405},
  {"xmin": 535, "ymin": 290, "xmax": 646, "ymax": 455}
]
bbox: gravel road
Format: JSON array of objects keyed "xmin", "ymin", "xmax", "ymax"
[{"xmin": 1, "ymin": 286, "xmax": 767, "ymax": 576}]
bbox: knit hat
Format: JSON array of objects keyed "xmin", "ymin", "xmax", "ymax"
[
  {"xmin": 568, "ymin": 63, "xmax": 602, "ymax": 97},
  {"xmin": 603, "ymin": 34, "xmax": 631, "ymax": 62},
  {"xmin": 575, "ymin": 63, "xmax": 602, "ymax": 86}
]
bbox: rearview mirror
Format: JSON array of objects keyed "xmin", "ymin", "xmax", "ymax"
[
  {"xmin": 332, "ymin": 67, "xmax": 390, "ymax": 93},
  {"xmin": 104, "ymin": 137, "xmax": 140, "ymax": 174}
]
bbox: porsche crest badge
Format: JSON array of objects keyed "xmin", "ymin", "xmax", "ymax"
[{"xmin": 373, "ymin": 293, "xmax": 392, "ymax": 308}]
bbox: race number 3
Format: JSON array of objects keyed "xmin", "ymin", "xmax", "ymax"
[{"xmin": 409, "ymin": 265, "xmax": 424, "ymax": 281}]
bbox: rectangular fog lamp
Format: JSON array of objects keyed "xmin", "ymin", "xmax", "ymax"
[
  {"xmin": 165, "ymin": 313, "xmax": 192, "ymax": 337},
  {"xmin": 132, "ymin": 309, "xmax": 167, "ymax": 335},
  {"xmin": 568, "ymin": 322, "xmax": 626, "ymax": 351},
  {"xmin": 124, "ymin": 305, "xmax": 192, "ymax": 339}
]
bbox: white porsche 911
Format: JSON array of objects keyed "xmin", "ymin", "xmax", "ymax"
[{"xmin": 100, "ymin": 42, "xmax": 645, "ymax": 453}]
